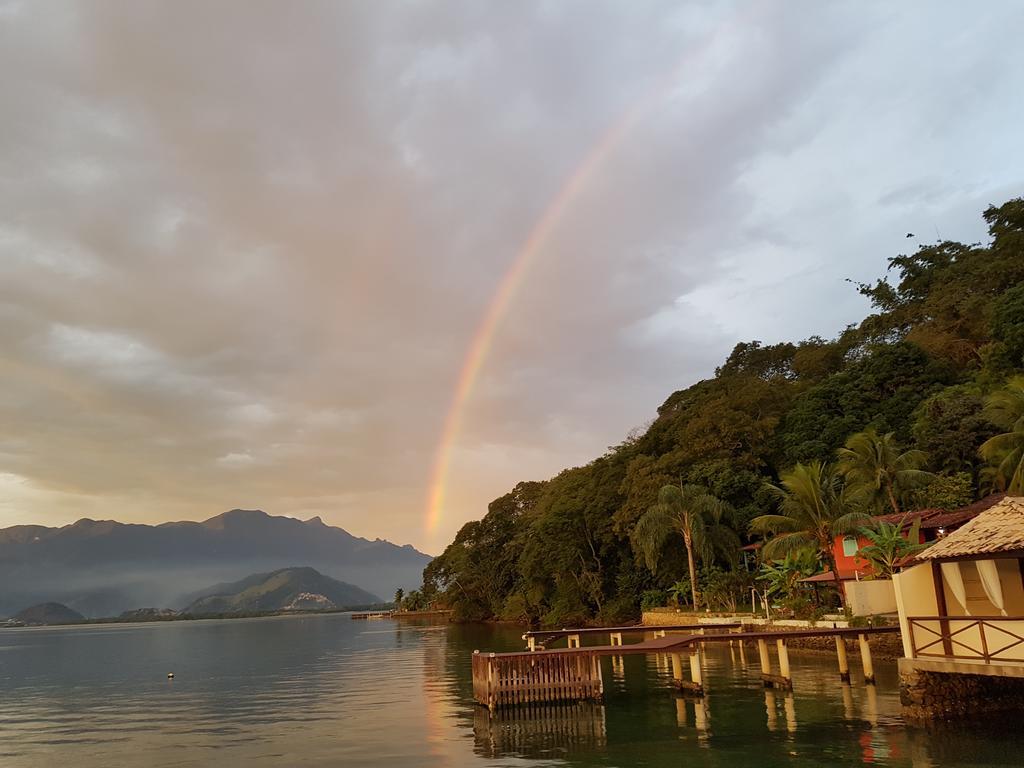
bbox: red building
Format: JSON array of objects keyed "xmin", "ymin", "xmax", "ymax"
[{"xmin": 826, "ymin": 494, "xmax": 1006, "ymax": 583}]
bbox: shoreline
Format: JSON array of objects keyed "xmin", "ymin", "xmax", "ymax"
[{"xmin": 1, "ymin": 605, "xmax": 395, "ymax": 630}]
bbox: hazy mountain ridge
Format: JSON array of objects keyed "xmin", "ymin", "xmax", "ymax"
[
  {"xmin": 0, "ymin": 509, "xmax": 430, "ymax": 617},
  {"xmin": 14, "ymin": 602, "xmax": 85, "ymax": 625},
  {"xmin": 183, "ymin": 567, "xmax": 379, "ymax": 614}
]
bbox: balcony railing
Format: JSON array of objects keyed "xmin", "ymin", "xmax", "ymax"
[{"xmin": 908, "ymin": 616, "xmax": 1024, "ymax": 663}]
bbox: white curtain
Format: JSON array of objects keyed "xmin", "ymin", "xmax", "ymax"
[
  {"xmin": 942, "ymin": 562, "xmax": 970, "ymax": 615},
  {"xmin": 976, "ymin": 560, "xmax": 1007, "ymax": 616}
]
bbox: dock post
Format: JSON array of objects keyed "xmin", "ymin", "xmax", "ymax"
[
  {"xmin": 776, "ymin": 639, "xmax": 791, "ymax": 687},
  {"xmin": 834, "ymin": 636, "xmax": 850, "ymax": 682},
  {"xmin": 527, "ymin": 636, "xmax": 536, "ymax": 652},
  {"xmin": 488, "ymin": 653, "xmax": 498, "ymax": 712},
  {"xmin": 671, "ymin": 652, "xmax": 684, "ymax": 682},
  {"xmin": 738, "ymin": 638, "xmax": 748, "ymax": 668},
  {"xmin": 757, "ymin": 639, "xmax": 771, "ymax": 678},
  {"xmin": 568, "ymin": 634, "xmax": 581, "ymax": 649},
  {"xmin": 858, "ymin": 633, "xmax": 875, "ymax": 684},
  {"xmin": 689, "ymin": 648, "xmax": 704, "ymax": 694}
]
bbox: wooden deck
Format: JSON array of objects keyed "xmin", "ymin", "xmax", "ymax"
[
  {"xmin": 523, "ymin": 623, "xmax": 740, "ymax": 648},
  {"xmin": 473, "ymin": 623, "xmax": 900, "ymax": 709}
]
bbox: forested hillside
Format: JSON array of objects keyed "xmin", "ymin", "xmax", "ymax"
[{"xmin": 415, "ymin": 199, "xmax": 1024, "ymax": 626}]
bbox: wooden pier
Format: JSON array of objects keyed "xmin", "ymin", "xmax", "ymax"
[
  {"xmin": 350, "ymin": 611, "xmax": 393, "ymax": 619},
  {"xmin": 472, "ymin": 623, "xmax": 898, "ymax": 709},
  {"xmin": 522, "ymin": 622, "xmax": 741, "ymax": 651}
]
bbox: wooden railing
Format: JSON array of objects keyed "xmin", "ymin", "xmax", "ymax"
[{"xmin": 908, "ymin": 616, "xmax": 1024, "ymax": 663}]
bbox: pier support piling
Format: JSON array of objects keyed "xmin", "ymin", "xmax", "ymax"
[
  {"xmin": 776, "ymin": 639, "xmax": 791, "ymax": 685},
  {"xmin": 689, "ymin": 649, "xmax": 704, "ymax": 694},
  {"xmin": 671, "ymin": 652, "xmax": 684, "ymax": 681},
  {"xmin": 758, "ymin": 639, "xmax": 771, "ymax": 679},
  {"xmin": 858, "ymin": 633, "xmax": 875, "ymax": 684},
  {"xmin": 835, "ymin": 636, "xmax": 850, "ymax": 682}
]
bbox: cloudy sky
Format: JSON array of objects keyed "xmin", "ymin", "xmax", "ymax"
[{"xmin": 1, "ymin": 1, "xmax": 1021, "ymax": 552}]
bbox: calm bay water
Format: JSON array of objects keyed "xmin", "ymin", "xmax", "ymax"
[{"xmin": 0, "ymin": 614, "xmax": 1019, "ymax": 767}]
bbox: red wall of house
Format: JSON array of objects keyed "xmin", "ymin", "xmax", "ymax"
[
  {"xmin": 832, "ymin": 534, "xmax": 870, "ymax": 573},
  {"xmin": 831, "ymin": 529, "xmax": 926, "ymax": 575}
]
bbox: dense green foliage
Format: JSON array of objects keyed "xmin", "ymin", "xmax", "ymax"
[
  {"xmin": 837, "ymin": 429, "xmax": 932, "ymax": 515},
  {"xmin": 420, "ymin": 199, "xmax": 1024, "ymax": 626},
  {"xmin": 632, "ymin": 483, "xmax": 737, "ymax": 609},
  {"xmin": 750, "ymin": 461, "xmax": 871, "ymax": 606}
]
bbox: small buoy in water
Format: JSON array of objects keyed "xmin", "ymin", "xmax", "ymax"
[{"xmin": 167, "ymin": 672, "xmax": 174, "ymax": 679}]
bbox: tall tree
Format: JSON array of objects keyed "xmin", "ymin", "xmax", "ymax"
[
  {"xmin": 837, "ymin": 428, "xmax": 932, "ymax": 515},
  {"xmin": 750, "ymin": 461, "xmax": 870, "ymax": 606},
  {"xmin": 979, "ymin": 375, "xmax": 1024, "ymax": 494},
  {"xmin": 632, "ymin": 483, "xmax": 738, "ymax": 610}
]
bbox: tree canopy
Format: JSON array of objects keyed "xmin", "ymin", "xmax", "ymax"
[{"xmin": 418, "ymin": 198, "xmax": 1024, "ymax": 626}]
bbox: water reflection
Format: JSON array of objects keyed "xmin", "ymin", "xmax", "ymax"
[
  {"xmin": 765, "ymin": 687, "xmax": 778, "ymax": 731},
  {"xmin": 4, "ymin": 618, "xmax": 1024, "ymax": 767},
  {"xmin": 473, "ymin": 703, "xmax": 607, "ymax": 759}
]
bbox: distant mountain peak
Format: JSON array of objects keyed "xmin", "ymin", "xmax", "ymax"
[
  {"xmin": 200, "ymin": 509, "xmax": 271, "ymax": 529},
  {"xmin": 14, "ymin": 602, "xmax": 85, "ymax": 625},
  {"xmin": 183, "ymin": 566, "xmax": 379, "ymax": 614}
]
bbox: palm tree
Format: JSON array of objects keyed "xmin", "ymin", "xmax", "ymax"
[
  {"xmin": 979, "ymin": 375, "xmax": 1024, "ymax": 494},
  {"xmin": 837, "ymin": 428, "xmax": 932, "ymax": 515},
  {"xmin": 633, "ymin": 483, "xmax": 739, "ymax": 611},
  {"xmin": 394, "ymin": 588, "xmax": 404, "ymax": 609},
  {"xmin": 750, "ymin": 461, "xmax": 870, "ymax": 607},
  {"xmin": 855, "ymin": 516, "xmax": 928, "ymax": 579}
]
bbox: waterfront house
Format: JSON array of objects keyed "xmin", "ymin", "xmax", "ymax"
[
  {"xmin": 893, "ymin": 496, "xmax": 1024, "ymax": 718},
  {"xmin": 832, "ymin": 494, "xmax": 1004, "ymax": 580},
  {"xmin": 797, "ymin": 495, "xmax": 1004, "ymax": 616}
]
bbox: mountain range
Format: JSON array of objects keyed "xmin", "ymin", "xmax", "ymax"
[{"xmin": 0, "ymin": 509, "xmax": 430, "ymax": 618}]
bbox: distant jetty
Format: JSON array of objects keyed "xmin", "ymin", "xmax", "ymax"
[{"xmin": 351, "ymin": 609, "xmax": 452, "ymax": 620}]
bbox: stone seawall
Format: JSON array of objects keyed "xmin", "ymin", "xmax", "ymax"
[{"xmin": 900, "ymin": 664, "xmax": 1024, "ymax": 720}]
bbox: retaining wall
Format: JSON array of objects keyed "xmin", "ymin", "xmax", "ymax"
[{"xmin": 900, "ymin": 662, "xmax": 1024, "ymax": 720}]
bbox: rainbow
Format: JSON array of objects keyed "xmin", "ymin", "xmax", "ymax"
[{"xmin": 424, "ymin": 10, "xmax": 747, "ymax": 542}]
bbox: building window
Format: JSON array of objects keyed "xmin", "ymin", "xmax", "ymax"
[{"xmin": 842, "ymin": 536, "xmax": 859, "ymax": 557}]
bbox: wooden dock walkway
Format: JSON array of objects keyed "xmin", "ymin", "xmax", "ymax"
[
  {"xmin": 350, "ymin": 611, "xmax": 393, "ymax": 619},
  {"xmin": 522, "ymin": 622, "xmax": 741, "ymax": 650},
  {"xmin": 473, "ymin": 623, "xmax": 899, "ymax": 709}
]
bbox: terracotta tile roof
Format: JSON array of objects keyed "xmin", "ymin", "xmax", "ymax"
[
  {"xmin": 872, "ymin": 493, "xmax": 1005, "ymax": 529},
  {"xmin": 799, "ymin": 569, "xmax": 859, "ymax": 583},
  {"xmin": 917, "ymin": 497, "xmax": 1024, "ymax": 560}
]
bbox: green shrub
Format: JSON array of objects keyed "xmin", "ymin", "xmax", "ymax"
[{"xmin": 640, "ymin": 589, "xmax": 667, "ymax": 611}]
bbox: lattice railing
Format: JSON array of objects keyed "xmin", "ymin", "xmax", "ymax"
[{"xmin": 908, "ymin": 616, "xmax": 1024, "ymax": 663}]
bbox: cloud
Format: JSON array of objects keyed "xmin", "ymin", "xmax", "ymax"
[{"xmin": 0, "ymin": 1, "xmax": 1021, "ymax": 551}]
